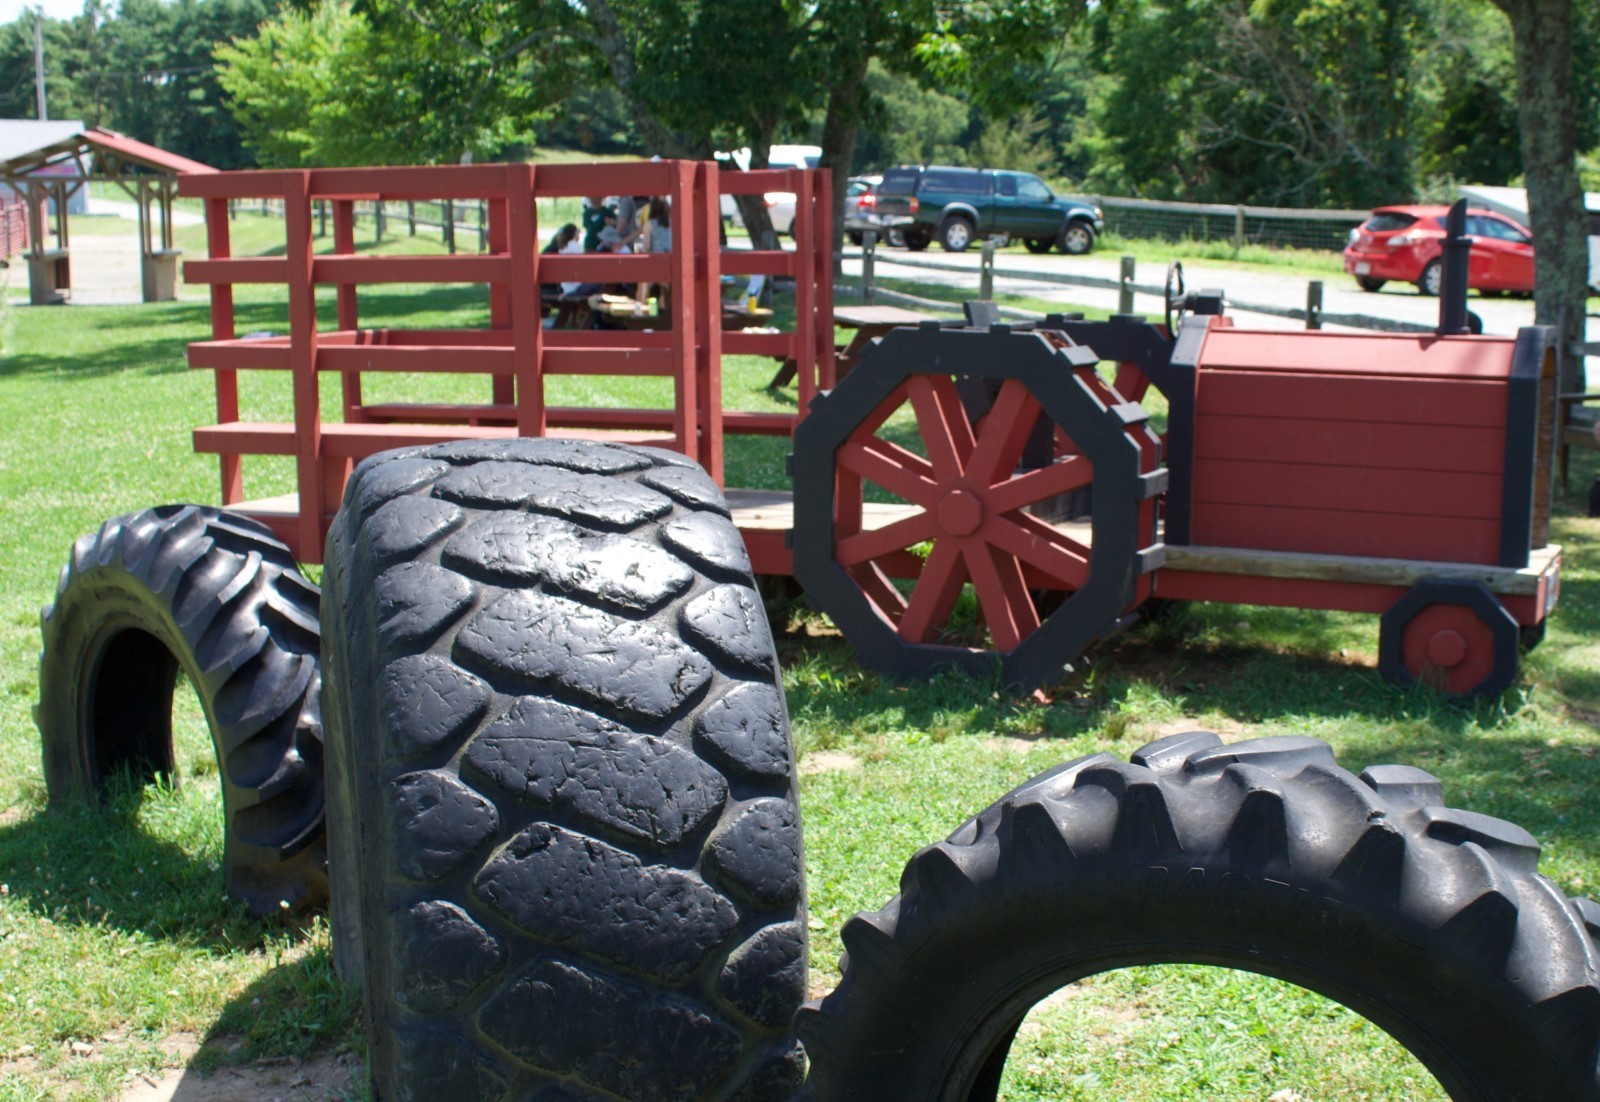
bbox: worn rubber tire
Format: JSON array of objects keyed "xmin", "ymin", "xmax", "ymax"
[
  {"xmin": 1357, "ymin": 275, "xmax": 1387, "ymax": 292},
  {"xmin": 797, "ymin": 732, "xmax": 1600, "ymax": 1101},
  {"xmin": 904, "ymin": 229, "xmax": 932, "ymax": 252},
  {"xmin": 939, "ymin": 216, "xmax": 975, "ymax": 252},
  {"xmin": 1418, "ymin": 257, "xmax": 1443, "ymax": 296},
  {"xmin": 35, "ymin": 505, "xmax": 325, "ymax": 916},
  {"xmin": 1023, "ymin": 237, "xmax": 1053, "ymax": 254},
  {"xmin": 1057, "ymin": 221, "xmax": 1095, "ymax": 255},
  {"xmin": 322, "ymin": 439, "xmax": 806, "ymax": 1102}
]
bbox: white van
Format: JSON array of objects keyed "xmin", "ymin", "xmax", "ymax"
[{"xmin": 717, "ymin": 145, "xmax": 822, "ymax": 236}]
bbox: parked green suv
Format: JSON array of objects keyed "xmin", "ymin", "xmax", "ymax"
[{"xmin": 874, "ymin": 165, "xmax": 1104, "ymax": 254}]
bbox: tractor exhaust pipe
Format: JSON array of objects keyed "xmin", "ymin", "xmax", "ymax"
[{"xmin": 1437, "ymin": 199, "xmax": 1472, "ymax": 335}]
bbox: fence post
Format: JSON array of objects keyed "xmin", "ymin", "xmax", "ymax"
[
  {"xmin": 862, "ymin": 230, "xmax": 876, "ymax": 303},
  {"xmin": 260, "ymin": 196, "xmax": 267, "ymax": 217},
  {"xmin": 375, "ymin": 200, "xmax": 386, "ymax": 242},
  {"xmin": 1306, "ymin": 281, "xmax": 1323, "ymax": 330},
  {"xmin": 1234, "ymin": 206, "xmax": 1245, "ymax": 254},
  {"xmin": 408, "ymin": 200, "xmax": 416, "ymax": 236},
  {"xmin": 479, "ymin": 200, "xmax": 487, "ymax": 252},
  {"xmin": 1119, "ymin": 256, "xmax": 1136, "ymax": 315},
  {"xmin": 317, "ymin": 200, "xmax": 326, "ymax": 238},
  {"xmin": 444, "ymin": 199, "xmax": 456, "ymax": 254},
  {"xmin": 979, "ymin": 239, "xmax": 995, "ymax": 300}
]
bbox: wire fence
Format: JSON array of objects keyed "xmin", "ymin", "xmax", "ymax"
[{"xmin": 1093, "ymin": 196, "xmax": 1367, "ymax": 252}]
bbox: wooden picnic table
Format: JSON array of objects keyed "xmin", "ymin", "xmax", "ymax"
[
  {"xmin": 769, "ymin": 302, "xmax": 939, "ymax": 388},
  {"xmin": 585, "ymin": 294, "xmax": 779, "ymax": 332}
]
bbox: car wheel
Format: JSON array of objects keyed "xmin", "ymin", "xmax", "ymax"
[
  {"xmin": 939, "ymin": 217, "xmax": 975, "ymax": 252},
  {"xmin": 1417, "ymin": 258, "xmax": 1442, "ymax": 296},
  {"xmin": 1023, "ymin": 238, "xmax": 1053, "ymax": 254},
  {"xmin": 1357, "ymin": 275, "xmax": 1387, "ymax": 292},
  {"xmin": 847, "ymin": 231, "xmax": 864, "ymax": 246},
  {"xmin": 1057, "ymin": 221, "xmax": 1095, "ymax": 255},
  {"xmin": 904, "ymin": 230, "xmax": 931, "ymax": 252}
]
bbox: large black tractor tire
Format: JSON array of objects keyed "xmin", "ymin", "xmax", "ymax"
[
  {"xmin": 797, "ymin": 732, "xmax": 1600, "ymax": 1101},
  {"xmin": 36, "ymin": 505, "xmax": 325, "ymax": 916},
  {"xmin": 321, "ymin": 439, "xmax": 806, "ymax": 1102}
]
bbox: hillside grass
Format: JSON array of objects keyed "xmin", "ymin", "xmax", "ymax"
[{"xmin": 0, "ymin": 209, "xmax": 1596, "ymax": 1099}]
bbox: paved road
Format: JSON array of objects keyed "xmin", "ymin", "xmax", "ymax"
[{"xmin": 839, "ymin": 245, "xmax": 1597, "ymax": 342}]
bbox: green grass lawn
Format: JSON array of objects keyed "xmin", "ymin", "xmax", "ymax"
[{"xmin": 0, "ymin": 216, "xmax": 1598, "ymax": 1100}]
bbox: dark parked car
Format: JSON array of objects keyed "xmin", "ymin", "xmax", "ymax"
[
  {"xmin": 1343, "ymin": 204, "xmax": 1535, "ymax": 295},
  {"xmin": 844, "ymin": 175, "xmax": 883, "ymax": 245},
  {"xmin": 873, "ymin": 165, "xmax": 1103, "ymax": 253}
]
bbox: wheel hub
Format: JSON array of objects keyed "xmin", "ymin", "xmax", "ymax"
[
  {"xmin": 936, "ymin": 489, "xmax": 984, "ymax": 535},
  {"xmin": 1426, "ymin": 628, "xmax": 1469, "ymax": 669}
]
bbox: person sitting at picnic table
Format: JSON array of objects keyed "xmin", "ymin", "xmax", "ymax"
[
  {"xmin": 540, "ymin": 223, "xmax": 579, "ymax": 299},
  {"xmin": 596, "ymin": 210, "xmax": 628, "ymax": 253},
  {"xmin": 614, "ymin": 194, "xmax": 647, "ymax": 251},
  {"xmin": 636, "ymin": 198, "xmax": 672, "ymax": 303},
  {"xmin": 581, "ymin": 195, "xmax": 615, "ymax": 251}
]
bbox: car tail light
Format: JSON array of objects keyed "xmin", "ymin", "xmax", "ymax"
[
  {"xmin": 909, "ymin": 197, "xmax": 919, "ymax": 214},
  {"xmin": 1348, "ymin": 227, "xmax": 1361, "ymax": 244},
  {"xmin": 857, "ymin": 194, "xmax": 875, "ymax": 210},
  {"xmin": 1391, "ymin": 230, "xmax": 1422, "ymax": 246}
]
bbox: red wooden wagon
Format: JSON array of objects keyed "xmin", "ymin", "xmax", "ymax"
[{"xmin": 176, "ymin": 160, "xmax": 1562, "ymax": 700}]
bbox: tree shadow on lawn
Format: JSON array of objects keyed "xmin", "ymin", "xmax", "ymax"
[
  {"xmin": 0, "ymin": 784, "xmax": 311, "ymax": 954},
  {"xmin": 776, "ymin": 603, "xmax": 1600, "ymax": 867}
]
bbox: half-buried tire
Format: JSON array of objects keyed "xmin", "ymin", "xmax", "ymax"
[
  {"xmin": 36, "ymin": 505, "xmax": 325, "ymax": 916},
  {"xmin": 321, "ymin": 440, "xmax": 806, "ymax": 1102},
  {"xmin": 796, "ymin": 733, "xmax": 1600, "ymax": 1101}
]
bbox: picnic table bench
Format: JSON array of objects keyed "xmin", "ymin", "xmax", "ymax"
[{"xmin": 769, "ymin": 302, "xmax": 939, "ymax": 388}]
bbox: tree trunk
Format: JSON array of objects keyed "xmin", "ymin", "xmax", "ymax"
[
  {"xmin": 820, "ymin": 55, "xmax": 870, "ymax": 272},
  {"xmin": 731, "ymin": 133, "xmax": 779, "ymax": 252},
  {"xmin": 1493, "ymin": 0, "xmax": 1588, "ymax": 391},
  {"xmin": 584, "ymin": 0, "xmax": 704, "ymax": 159}
]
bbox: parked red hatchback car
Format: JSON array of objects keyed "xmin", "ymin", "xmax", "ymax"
[{"xmin": 1343, "ymin": 204, "xmax": 1535, "ymax": 295}]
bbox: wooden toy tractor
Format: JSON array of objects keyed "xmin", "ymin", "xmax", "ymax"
[{"xmin": 31, "ymin": 163, "xmax": 1597, "ymax": 1100}]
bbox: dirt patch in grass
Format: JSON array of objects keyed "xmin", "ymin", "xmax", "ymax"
[
  {"xmin": 119, "ymin": 1045, "xmax": 359, "ymax": 1101},
  {"xmin": 800, "ymin": 751, "xmax": 861, "ymax": 775}
]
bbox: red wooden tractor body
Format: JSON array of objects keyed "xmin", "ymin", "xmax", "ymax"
[{"xmin": 173, "ymin": 159, "xmax": 1562, "ymax": 700}]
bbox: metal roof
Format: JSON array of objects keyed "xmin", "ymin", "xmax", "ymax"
[
  {"xmin": 0, "ymin": 121, "xmax": 213, "ymax": 182},
  {"xmin": 0, "ymin": 120, "xmax": 84, "ymax": 163}
]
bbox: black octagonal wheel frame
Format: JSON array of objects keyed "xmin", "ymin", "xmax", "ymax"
[{"xmin": 791, "ymin": 325, "xmax": 1161, "ymax": 690}]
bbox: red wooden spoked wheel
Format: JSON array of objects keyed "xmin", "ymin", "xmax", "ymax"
[
  {"xmin": 1378, "ymin": 578, "xmax": 1521, "ymax": 700},
  {"xmin": 833, "ymin": 375, "xmax": 1093, "ymax": 653},
  {"xmin": 791, "ymin": 326, "xmax": 1162, "ymax": 690}
]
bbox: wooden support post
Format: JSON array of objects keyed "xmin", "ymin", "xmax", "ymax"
[
  {"xmin": 284, "ymin": 172, "xmax": 324, "ymax": 557},
  {"xmin": 317, "ymin": 200, "xmax": 327, "ymax": 237},
  {"xmin": 814, "ymin": 168, "xmax": 835, "ymax": 396},
  {"xmin": 979, "ymin": 239, "xmax": 995, "ymax": 301},
  {"xmin": 697, "ymin": 159, "xmax": 725, "ymax": 479},
  {"xmin": 1234, "ymin": 205, "xmax": 1245, "ymax": 253},
  {"xmin": 375, "ymin": 199, "xmax": 386, "ymax": 242},
  {"xmin": 205, "ymin": 195, "xmax": 243, "ymax": 504},
  {"xmin": 507, "ymin": 163, "xmax": 544, "ymax": 440},
  {"xmin": 1119, "ymin": 255, "xmax": 1136, "ymax": 314},
  {"xmin": 862, "ymin": 230, "xmax": 876, "ymax": 304},
  {"xmin": 407, "ymin": 200, "xmax": 416, "ymax": 236},
  {"xmin": 487, "ymin": 194, "xmax": 513, "ymax": 408},
  {"xmin": 478, "ymin": 199, "xmax": 487, "ymax": 252},
  {"xmin": 1306, "ymin": 280, "xmax": 1323, "ymax": 330},
  {"xmin": 444, "ymin": 199, "xmax": 455, "ymax": 253},
  {"xmin": 333, "ymin": 199, "xmax": 363, "ymax": 420}
]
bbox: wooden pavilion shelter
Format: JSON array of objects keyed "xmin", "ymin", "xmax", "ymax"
[{"xmin": 0, "ymin": 124, "xmax": 213, "ymax": 304}]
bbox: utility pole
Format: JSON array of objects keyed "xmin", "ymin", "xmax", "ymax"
[{"xmin": 34, "ymin": 15, "xmax": 47, "ymax": 121}]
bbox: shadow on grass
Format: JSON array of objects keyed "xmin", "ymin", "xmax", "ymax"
[{"xmin": 0, "ymin": 781, "xmax": 309, "ymax": 954}]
